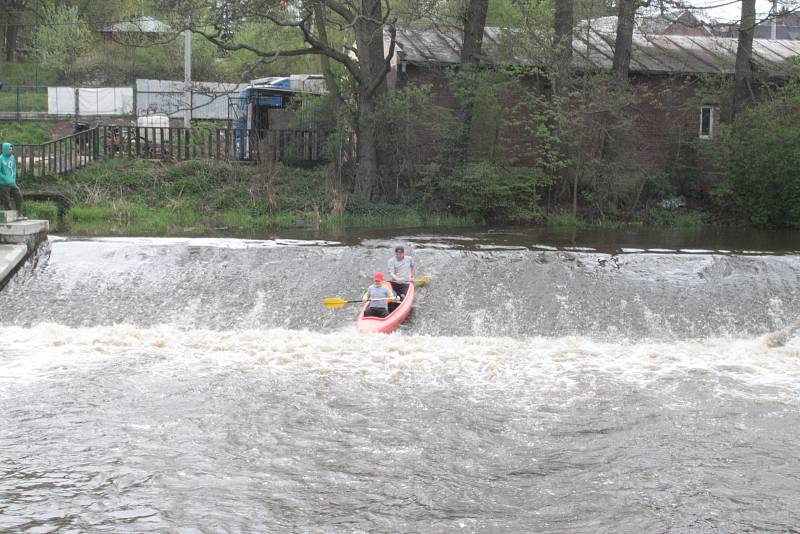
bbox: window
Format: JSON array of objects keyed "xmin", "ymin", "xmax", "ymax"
[{"xmin": 699, "ymin": 105, "xmax": 714, "ymax": 139}]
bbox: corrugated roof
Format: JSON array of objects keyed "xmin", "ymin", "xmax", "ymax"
[{"xmin": 394, "ymin": 25, "xmax": 800, "ymax": 76}]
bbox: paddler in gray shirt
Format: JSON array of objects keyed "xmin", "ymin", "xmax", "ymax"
[
  {"xmin": 363, "ymin": 272, "xmax": 394, "ymax": 317},
  {"xmin": 387, "ymin": 245, "xmax": 415, "ymax": 300}
]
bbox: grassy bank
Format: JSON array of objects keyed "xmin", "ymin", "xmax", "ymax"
[
  {"xmin": 0, "ymin": 121, "xmax": 53, "ymax": 144},
  {"xmin": 22, "ymin": 159, "xmax": 475, "ymax": 236},
  {"xmin": 21, "ymin": 158, "xmax": 715, "ymax": 236},
  {"xmin": 546, "ymin": 208, "xmax": 710, "ymax": 230}
]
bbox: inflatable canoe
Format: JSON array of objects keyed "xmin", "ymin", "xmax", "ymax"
[{"xmin": 356, "ymin": 282, "xmax": 415, "ymax": 334}]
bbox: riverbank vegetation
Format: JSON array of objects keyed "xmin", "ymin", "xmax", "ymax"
[
  {"xmin": 21, "ymin": 159, "xmax": 476, "ymax": 235},
  {"xmin": 22, "ymin": 156, "xmax": 714, "ymax": 236}
]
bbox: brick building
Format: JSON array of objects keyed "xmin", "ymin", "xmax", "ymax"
[{"xmin": 384, "ymin": 22, "xmax": 800, "ymax": 181}]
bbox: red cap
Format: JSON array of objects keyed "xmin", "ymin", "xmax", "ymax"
[{"xmin": 373, "ymin": 272, "xmax": 384, "ymax": 282}]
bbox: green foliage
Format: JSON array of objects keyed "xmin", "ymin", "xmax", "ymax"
[
  {"xmin": 0, "ymin": 122, "xmax": 52, "ymax": 145},
  {"xmin": 0, "ymin": 88, "xmax": 48, "ymax": 114},
  {"xmin": 446, "ymin": 162, "xmax": 549, "ymax": 223},
  {"xmin": 370, "ymin": 85, "xmax": 446, "ymax": 200},
  {"xmin": 23, "ymin": 201, "xmax": 58, "ymax": 227},
  {"xmin": 0, "ymin": 62, "xmax": 59, "ymax": 86},
  {"xmin": 446, "ymin": 68, "xmax": 511, "ymax": 163},
  {"xmin": 712, "ymin": 82, "xmax": 800, "ymax": 229},
  {"xmin": 547, "ymin": 213, "xmax": 578, "ymax": 227},
  {"xmin": 31, "ymin": 6, "xmax": 97, "ymax": 82},
  {"xmin": 643, "ymin": 207, "xmax": 708, "ymax": 227}
]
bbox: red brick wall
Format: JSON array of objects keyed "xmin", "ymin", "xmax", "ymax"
[{"xmin": 399, "ymin": 65, "xmax": 722, "ymax": 182}]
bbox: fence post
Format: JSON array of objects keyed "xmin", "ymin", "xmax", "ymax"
[
  {"xmin": 16, "ymin": 86, "xmax": 20, "ymax": 122},
  {"xmin": 40, "ymin": 144, "xmax": 45, "ymax": 177},
  {"xmin": 74, "ymin": 87, "xmax": 80, "ymax": 131}
]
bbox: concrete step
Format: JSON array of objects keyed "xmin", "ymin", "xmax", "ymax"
[
  {"xmin": 0, "ymin": 210, "xmax": 18, "ymax": 223},
  {"xmin": 0, "ymin": 219, "xmax": 49, "ymax": 253},
  {"xmin": 0, "ymin": 243, "xmax": 27, "ymax": 285}
]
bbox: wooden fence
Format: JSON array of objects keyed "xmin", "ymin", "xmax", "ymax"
[{"xmin": 16, "ymin": 126, "xmax": 325, "ymax": 177}]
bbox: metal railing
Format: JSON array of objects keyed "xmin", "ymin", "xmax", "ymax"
[{"xmin": 0, "ymin": 86, "xmax": 49, "ymax": 120}]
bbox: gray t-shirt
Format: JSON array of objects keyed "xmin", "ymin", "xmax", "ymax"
[
  {"xmin": 366, "ymin": 284, "xmax": 392, "ymax": 309},
  {"xmin": 387, "ymin": 256, "xmax": 415, "ymax": 283}
]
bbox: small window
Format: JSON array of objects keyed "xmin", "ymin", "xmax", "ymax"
[{"xmin": 700, "ymin": 106, "xmax": 714, "ymax": 139}]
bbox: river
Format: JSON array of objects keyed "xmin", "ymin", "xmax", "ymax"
[{"xmin": 1, "ymin": 228, "xmax": 799, "ymax": 532}]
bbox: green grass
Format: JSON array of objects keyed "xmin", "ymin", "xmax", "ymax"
[
  {"xmin": 31, "ymin": 159, "xmax": 481, "ymax": 236},
  {"xmin": 0, "ymin": 62, "xmax": 58, "ymax": 86},
  {"xmin": 23, "ymin": 201, "xmax": 58, "ymax": 227},
  {"xmin": 0, "ymin": 121, "xmax": 52, "ymax": 144},
  {"xmin": 672, "ymin": 212, "xmax": 708, "ymax": 228},
  {"xmin": 547, "ymin": 213, "xmax": 579, "ymax": 227},
  {"xmin": 643, "ymin": 207, "xmax": 708, "ymax": 228},
  {"xmin": 0, "ymin": 89, "xmax": 48, "ymax": 113}
]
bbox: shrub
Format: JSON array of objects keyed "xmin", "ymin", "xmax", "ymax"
[
  {"xmin": 23, "ymin": 201, "xmax": 58, "ymax": 227},
  {"xmin": 445, "ymin": 162, "xmax": 548, "ymax": 223},
  {"xmin": 712, "ymin": 82, "xmax": 800, "ymax": 228},
  {"xmin": 547, "ymin": 213, "xmax": 578, "ymax": 227}
]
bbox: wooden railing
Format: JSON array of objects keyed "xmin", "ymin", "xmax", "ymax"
[
  {"xmin": 17, "ymin": 129, "xmax": 98, "ymax": 177},
  {"xmin": 16, "ymin": 126, "xmax": 325, "ymax": 177}
]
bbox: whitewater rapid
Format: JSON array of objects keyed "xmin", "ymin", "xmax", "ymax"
[{"xmin": 2, "ymin": 236, "xmax": 800, "ymax": 532}]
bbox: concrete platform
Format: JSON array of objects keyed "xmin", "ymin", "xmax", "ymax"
[
  {"xmin": 0, "ymin": 219, "xmax": 49, "ymax": 254},
  {"xmin": 0, "ymin": 210, "xmax": 18, "ymax": 223},
  {"xmin": 0, "ymin": 243, "xmax": 28, "ymax": 286}
]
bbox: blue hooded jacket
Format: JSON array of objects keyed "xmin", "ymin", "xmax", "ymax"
[{"xmin": 0, "ymin": 143, "xmax": 16, "ymax": 186}]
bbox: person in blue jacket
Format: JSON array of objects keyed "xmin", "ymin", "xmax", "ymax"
[{"xmin": 0, "ymin": 143, "xmax": 23, "ymax": 213}]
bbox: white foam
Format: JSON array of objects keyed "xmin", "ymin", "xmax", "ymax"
[{"xmin": 1, "ymin": 325, "xmax": 798, "ymax": 400}]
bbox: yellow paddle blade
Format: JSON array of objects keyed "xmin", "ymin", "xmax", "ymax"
[
  {"xmin": 415, "ymin": 275, "xmax": 430, "ymax": 286},
  {"xmin": 322, "ymin": 297, "xmax": 350, "ymax": 309}
]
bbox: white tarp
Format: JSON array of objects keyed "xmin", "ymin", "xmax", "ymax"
[
  {"xmin": 47, "ymin": 87, "xmax": 76, "ymax": 115},
  {"xmin": 48, "ymin": 87, "xmax": 134, "ymax": 116},
  {"xmin": 136, "ymin": 79, "xmax": 246, "ymax": 119},
  {"xmin": 78, "ymin": 87, "xmax": 133, "ymax": 115}
]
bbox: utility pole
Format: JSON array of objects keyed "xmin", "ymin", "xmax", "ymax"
[
  {"xmin": 771, "ymin": 0, "xmax": 778, "ymax": 39},
  {"xmin": 184, "ymin": 15, "xmax": 192, "ymax": 129}
]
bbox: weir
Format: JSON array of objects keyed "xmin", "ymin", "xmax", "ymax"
[
  {"xmin": 0, "ymin": 210, "xmax": 49, "ymax": 288},
  {"xmin": 2, "ymin": 235, "xmax": 800, "ymax": 532}
]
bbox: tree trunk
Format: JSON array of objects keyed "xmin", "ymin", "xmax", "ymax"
[
  {"xmin": 352, "ymin": 0, "xmax": 389, "ymax": 198},
  {"xmin": 554, "ymin": 0, "xmax": 574, "ymax": 95},
  {"xmin": 355, "ymin": 0, "xmax": 388, "ymax": 99},
  {"xmin": 313, "ymin": 5, "xmax": 346, "ymax": 110},
  {"xmin": 733, "ymin": 0, "xmax": 756, "ymax": 118},
  {"xmin": 452, "ymin": 0, "xmax": 489, "ymax": 167},
  {"xmin": 355, "ymin": 91, "xmax": 379, "ymax": 198},
  {"xmin": 5, "ymin": 18, "xmax": 18, "ymax": 62},
  {"xmin": 460, "ymin": 0, "xmax": 489, "ymax": 65},
  {"xmin": 612, "ymin": 0, "xmax": 637, "ymax": 80}
]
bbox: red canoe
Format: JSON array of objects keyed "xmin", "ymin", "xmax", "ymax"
[{"xmin": 356, "ymin": 282, "xmax": 415, "ymax": 334}]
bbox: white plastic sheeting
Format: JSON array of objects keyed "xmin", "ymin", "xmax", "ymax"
[
  {"xmin": 136, "ymin": 79, "xmax": 246, "ymax": 119},
  {"xmin": 47, "ymin": 87, "xmax": 76, "ymax": 115},
  {"xmin": 47, "ymin": 87, "xmax": 134, "ymax": 116}
]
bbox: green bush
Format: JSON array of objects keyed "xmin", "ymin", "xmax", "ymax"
[
  {"xmin": 23, "ymin": 201, "xmax": 58, "ymax": 227},
  {"xmin": 445, "ymin": 162, "xmax": 548, "ymax": 223},
  {"xmin": 547, "ymin": 213, "xmax": 578, "ymax": 227},
  {"xmin": 712, "ymin": 82, "xmax": 800, "ymax": 228}
]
